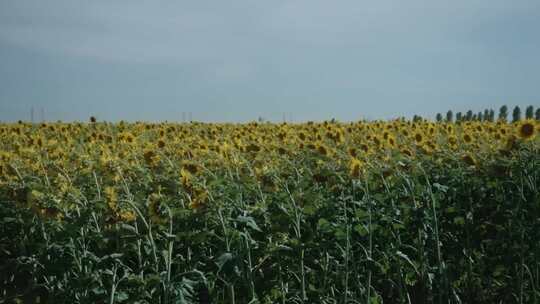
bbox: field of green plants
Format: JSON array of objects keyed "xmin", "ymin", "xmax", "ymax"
[{"xmin": 1, "ymin": 115, "xmax": 539, "ymax": 303}]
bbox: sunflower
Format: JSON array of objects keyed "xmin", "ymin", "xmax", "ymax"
[
  {"xmin": 419, "ymin": 144, "xmax": 433, "ymax": 155},
  {"xmin": 401, "ymin": 148, "xmax": 413, "ymax": 158},
  {"xmin": 387, "ymin": 135, "xmax": 397, "ymax": 148},
  {"xmin": 104, "ymin": 186, "xmax": 118, "ymax": 211},
  {"xmin": 189, "ymin": 188, "xmax": 208, "ymax": 210},
  {"xmin": 359, "ymin": 144, "xmax": 370, "ymax": 153},
  {"xmin": 26, "ymin": 189, "xmax": 44, "ymax": 207},
  {"xmin": 462, "ymin": 153, "xmax": 477, "ymax": 167},
  {"xmin": 183, "ymin": 162, "xmax": 201, "ymax": 175},
  {"xmin": 118, "ymin": 210, "xmax": 136, "ymax": 222},
  {"xmin": 245, "ymin": 143, "xmax": 261, "ymax": 153},
  {"xmin": 349, "ymin": 158, "xmax": 363, "ymax": 178},
  {"xmin": 125, "ymin": 133, "xmax": 135, "ymax": 143},
  {"xmin": 277, "ymin": 146, "xmax": 288, "ymax": 155},
  {"xmin": 316, "ymin": 143, "xmax": 329, "ymax": 156},
  {"xmin": 448, "ymin": 135, "xmax": 458, "ymax": 146},
  {"xmin": 516, "ymin": 120, "xmax": 536, "ymax": 140},
  {"xmin": 347, "ymin": 147, "xmax": 358, "ymax": 158},
  {"xmin": 148, "ymin": 193, "xmax": 167, "ymax": 224},
  {"xmin": 180, "ymin": 169, "xmax": 193, "ymax": 193},
  {"xmin": 462, "ymin": 133, "xmax": 473, "ymax": 144},
  {"xmin": 413, "ymin": 132, "xmax": 424, "ymax": 145},
  {"xmin": 143, "ymin": 149, "xmax": 160, "ymax": 166}
]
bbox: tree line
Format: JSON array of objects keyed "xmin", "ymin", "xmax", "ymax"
[{"xmin": 423, "ymin": 105, "xmax": 540, "ymax": 123}]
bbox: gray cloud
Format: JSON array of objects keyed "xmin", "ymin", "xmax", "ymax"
[{"xmin": 1, "ymin": 0, "xmax": 539, "ymax": 122}]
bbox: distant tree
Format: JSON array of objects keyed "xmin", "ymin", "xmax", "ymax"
[
  {"xmin": 483, "ymin": 109, "xmax": 489, "ymax": 121},
  {"xmin": 536, "ymin": 108, "xmax": 540, "ymax": 121},
  {"xmin": 488, "ymin": 109, "xmax": 495, "ymax": 122},
  {"xmin": 436, "ymin": 113, "xmax": 443, "ymax": 122},
  {"xmin": 512, "ymin": 106, "xmax": 521, "ymax": 123},
  {"xmin": 478, "ymin": 112, "xmax": 484, "ymax": 121},
  {"xmin": 446, "ymin": 110, "xmax": 453, "ymax": 122},
  {"xmin": 472, "ymin": 114, "xmax": 478, "ymax": 121},
  {"xmin": 465, "ymin": 110, "xmax": 473, "ymax": 121},
  {"xmin": 456, "ymin": 112, "xmax": 463, "ymax": 122},
  {"xmin": 525, "ymin": 105, "xmax": 534, "ymax": 119},
  {"xmin": 499, "ymin": 105, "xmax": 508, "ymax": 121}
]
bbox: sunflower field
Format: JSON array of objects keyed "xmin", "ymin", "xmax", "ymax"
[{"xmin": 1, "ymin": 117, "xmax": 539, "ymax": 303}]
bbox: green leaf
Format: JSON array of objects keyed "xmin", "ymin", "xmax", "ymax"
[
  {"xmin": 120, "ymin": 223, "xmax": 137, "ymax": 234},
  {"xmin": 216, "ymin": 252, "xmax": 233, "ymax": 270},
  {"xmin": 2, "ymin": 217, "xmax": 17, "ymax": 223},
  {"xmin": 115, "ymin": 291, "xmax": 129, "ymax": 302},
  {"xmin": 453, "ymin": 216, "xmax": 465, "ymax": 226},
  {"xmin": 317, "ymin": 218, "xmax": 331, "ymax": 232},
  {"xmin": 354, "ymin": 224, "xmax": 368, "ymax": 237},
  {"xmin": 396, "ymin": 250, "xmax": 418, "ymax": 274},
  {"xmin": 432, "ymin": 183, "xmax": 449, "ymax": 193},
  {"xmin": 355, "ymin": 209, "xmax": 369, "ymax": 220},
  {"xmin": 236, "ymin": 215, "xmax": 261, "ymax": 232}
]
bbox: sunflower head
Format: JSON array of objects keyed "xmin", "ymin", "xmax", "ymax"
[
  {"xmin": 349, "ymin": 158, "xmax": 363, "ymax": 178},
  {"xmin": 104, "ymin": 186, "xmax": 118, "ymax": 211},
  {"xmin": 463, "ymin": 133, "xmax": 473, "ymax": 144},
  {"xmin": 413, "ymin": 132, "xmax": 424, "ymax": 145},
  {"xmin": 26, "ymin": 189, "xmax": 44, "ymax": 207},
  {"xmin": 516, "ymin": 120, "xmax": 536, "ymax": 140},
  {"xmin": 359, "ymin": 144, "xmax": 370, "ymax": 154},
  {"xmin": 143, "ymin": 149, "xmax": 160, "ymax": 166},
  {"xmin": 462, "ymin": 153, "xmax": 477, "ymax": 167},
  {"xmin": 118, "ymin": 210, "xmax": 136, "ymax": 222},
  {"xmin": 387, "ymin": 136, "xmax": 397, "ymax": 148},
  {"xmin": 189, "ymin": 188, "xmax": 209, "ymax": 210},
  {"xmin": 316, "ymin": 143, "xmax": 329, "ymax": 156},
  {"xmin": 448, "ymin": 135, "xmax": 458, "ymax": 146},
  {"xmin": 148, "ymin": 193, "xmax": 167, "ymax": 224},
  {"xmin": 183, "ymin": 162, "xmax": 201, "ymax": 175},
  {"xmin": 401, "ymin": 148, "xmax": 414, "ymax": 158}
]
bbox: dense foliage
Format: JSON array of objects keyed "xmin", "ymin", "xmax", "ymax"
[{"xmin": 1, "ymin": 118, "xmax": 539, "ymax": 303}]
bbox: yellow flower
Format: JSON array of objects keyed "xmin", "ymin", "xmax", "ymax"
[
  {"xmin": 448, "ymin": 135, "xmax": 458, "ymax": 146},
  {"xmin": 118, "ymin": 210, "xmax": 136, "ymax": 222},
  {"xmin": 27, "ymin": 189, "xmax": 44, "ymax": 207},
  {"xmin": 189, "ymin": 188, "xmax": 208, "ymax": 210},
  {"xmin": 401, "ymin": 148, "xmax": 413, "ymax": 158},
  {"xmin": 516, "ymin": 120, "xmax": 536, "ymax": 140},
  {"xmin": 143, "ymin": 149, "xmax": 159, "ymax": 166},
  {"xmin": 183, "ymin": 162, "xmax": 201, "ymax": 175},
  {"xmin": 462, "ymin": 133, "xmax": 473, "ymax": 144},
  {"xmin": 104, "ymin": 186, "xmax": 118, "ymax": 211},
  {"xmin": 413, "ymin": 132, "xmax": 424, "ymax": 145},
  {"xmin": 387, "ymin": 135, "xmax": 397, "ymax": 148},
  {"xmin": 349, "ymin": 158, "xmax": 363, "ymax": 178},
  {"xmin": 317, "ymin": 144, "xmax": 328, "ymax": 156},
  {"xmin": 462, "ymin": 153, "xmax": 477, "ymax": 167},
  {"xmin": 148, "ymin": 193, "xmax": 167, "ymax": 224}
]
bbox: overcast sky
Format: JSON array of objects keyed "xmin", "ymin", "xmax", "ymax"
[{"xmin": 0, "ymin": 0, "xmax": 539, "ymax": 122}]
